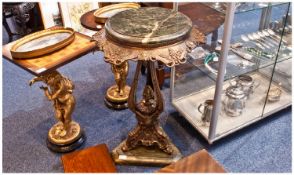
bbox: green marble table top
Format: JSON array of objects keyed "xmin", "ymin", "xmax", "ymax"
[{"xmin": 105, "ymin": 7, "xmax": 192, "ymax": 48}]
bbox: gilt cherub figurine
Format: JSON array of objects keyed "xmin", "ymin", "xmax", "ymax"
[
  {"xmin": 111, "ymin": 61, "xmax": 128, "ymax": 96},
  {"xmin": 29, "ymin": 71, "xmax": 75, "ymax": 138}
]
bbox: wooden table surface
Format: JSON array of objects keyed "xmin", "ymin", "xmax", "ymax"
[
  {"xmin": 157, "ymin": 149, "xmax": 226, "ymax": 173},
  {"xmin": 179, "ymin": 3, "xmax": 225, "ymax": 35},
  {"xmin": 80, "ymin": 9, "xmax": 104, "ymax": 31},
  {"xmin": 2, "ymin": 32, "xmax": 96, "ymax": 76},
  {"xmin": 142, "ymin": 3, "xmax": 225, "ymax": 35}
]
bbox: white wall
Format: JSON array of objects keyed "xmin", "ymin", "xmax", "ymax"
[{"xmin": 39, "ymin": 2, "xmax": 60, "ymax": 28}]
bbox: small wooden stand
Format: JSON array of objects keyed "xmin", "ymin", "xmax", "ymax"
[
  {"xmin": 157, "ymin": 149, "xmax": 226, "ymax": 173},
  {"xmin": 61, "ymin": 144, "xmax": 117, "ymax": 173}
]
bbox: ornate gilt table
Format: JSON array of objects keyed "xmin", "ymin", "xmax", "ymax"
[
  {"xmin": 2, "ymin": 30, "xmax": 96, "ymax": 153},
  {"xmin": 92, "ymin": 7, "xmax": 205, "ymax": 165}
]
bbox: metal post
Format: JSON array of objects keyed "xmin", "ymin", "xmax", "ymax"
[
  {"xmin": 170, "ymin": 67, "xmax": 175, "ymax": 101},
  {"xmin": 173, "ymin": 2, "xmax": 178, "ymax": 11},
  {"xmin": 211, "ymin": 29, "xmax": 219, "ymax": 49},
  {"xmin": 259, "ymin": 7, "xmax": 268, "ymax": 30},
  {"xmin": 259, "ymin": 3, "xmax": 272, "ymax": 30},
  {"xmin": 264, "ymin": 5, "xmax": 272, "ymax": 29},
  {"xmin": 208, "ymin": 3, "xmax": 236, "ymax": 141},
  {"xmin": 170, "ymin": 2, "xmax": 178, "ymax": 101}
]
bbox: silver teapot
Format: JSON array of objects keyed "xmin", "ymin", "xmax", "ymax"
[
  {"xmin": 223, "ymin": 85, "xmax": 247, "ymax": 117},
  {"xmin": 229, "ymin": 75, "xmax": 260, "ymax": 99}
]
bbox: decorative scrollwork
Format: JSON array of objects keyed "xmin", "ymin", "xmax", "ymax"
[
  {"xmin": 169, "ymin": 48, "xmax": 186, "ymax": 65},
  {"xmin": 91, "ymin": 27, "xmax": 206, "ymax": 67},
  {"xmin": 91, "ymin": 29, "xmax": 106, "ymax": 50}
]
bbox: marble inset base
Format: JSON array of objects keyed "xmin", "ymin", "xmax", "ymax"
[
  {"xmin": 112, "ymin": 140, "xmax": 182, "ymax": 166},
  {"xmin": 47, "ymin": 130, "xmax": 86, "ymax": 153}
]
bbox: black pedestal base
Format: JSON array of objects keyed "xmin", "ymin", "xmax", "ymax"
[
  {"xmin": 46, "ymin": 131, "xmax": 86, "ymax": 153},
  {"xmin": 104, "ymin": 97, "xmax": 128, "ymax": 110}
]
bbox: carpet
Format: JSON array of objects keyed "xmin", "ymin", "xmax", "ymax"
[{"xmin": 2, "ymin": 3, "xmax": 292, "ymax": 173}]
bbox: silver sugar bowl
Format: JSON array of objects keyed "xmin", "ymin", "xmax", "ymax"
[{"xmin": 223, "ymin": 85, "xmax": 247, "ymax": 117}]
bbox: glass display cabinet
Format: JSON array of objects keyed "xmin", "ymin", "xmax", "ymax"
[{"xmin": 171, "ymin": 2, "xmax": 292, "ymax": 143}]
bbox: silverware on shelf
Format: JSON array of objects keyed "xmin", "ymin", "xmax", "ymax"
[
  {"xmin": 253, "ymin": 32, "xmax": 275, "ymax": 48},
  {"xmin": 241, "ymin": 34, "xmax": 265, "ymax": 50},
  {"xmin": 257, "ymin": 31, "xmax": 279, "ymax": 47},
  {"xmin": 247, "ymin": 33, "xmax": 270, "ymax": 49}
]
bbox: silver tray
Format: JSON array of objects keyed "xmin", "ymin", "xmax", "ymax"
[{"xmin": 10, "ymin": 27, "xmax": 75, "ymax": 59}]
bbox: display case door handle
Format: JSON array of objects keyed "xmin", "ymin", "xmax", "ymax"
[{"xmin": 198, "ymin": 104, "xmax": 204, "ymax": 114}]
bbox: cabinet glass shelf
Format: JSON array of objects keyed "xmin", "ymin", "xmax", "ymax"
[
  {"xmin": 203, "ymin": 2, "xmax": 289, "ymax": 14},
  {"xmin": 186, "ymin": 37, "xmax": 292, "ymax": 83}
]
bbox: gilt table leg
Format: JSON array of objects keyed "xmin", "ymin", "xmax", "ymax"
[
  {"xmin": 104, "ymin": 61, "xmax": 130, "ymax": 110},
  {"xmin": 29, "ymin": 70, "xmax": 85, "ymax": 153},
  {"xmin": 111, "ymin": 60, "xmax": 182, "ymax": 165}
]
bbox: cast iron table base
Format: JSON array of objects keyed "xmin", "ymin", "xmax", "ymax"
[{"xmin": 112, "ymin": 61, "xmax": 182, "ymax": 165}]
